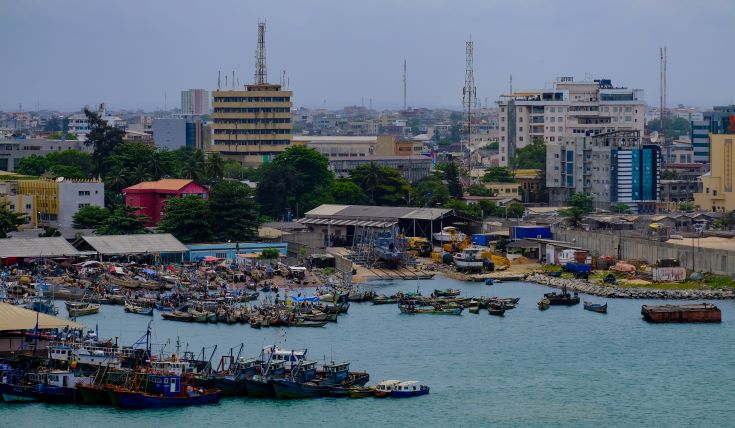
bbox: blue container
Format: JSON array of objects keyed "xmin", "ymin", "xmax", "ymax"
[
  {"xmin": 511, "ymin": 226, "xmax": 552, "ymax": 240},
  {"xmin": 471, "ymin": 234, "xmax": 491, "ymax": 246}
]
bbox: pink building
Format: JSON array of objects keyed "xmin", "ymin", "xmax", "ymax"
[{"xmin": 123, "ymin": 179, "xmax": 208, "ymax": 227}]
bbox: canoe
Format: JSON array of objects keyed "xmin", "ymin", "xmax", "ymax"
[
  {"xmin": 348, "ymin": 386, "xmax": 374, "ymax": 398},
  {"xmin": 124, "ymin": 304, "xmax": 153, "ymax": 316},
  {"xmin": 161, "ymin": 311, "xmax": 193, "ymax": 322},
  {"xmin": 68, "ymin": 303, "xmax": 100, "ymax": 317},
  {"xmin": 292, "ymin": 320, "xmax": 327, "ymax": 327},
  {"xmin": 468, "ymin": 306, "xmax": 480, "ymax": 314},
  {"xmin": 487, "ymin": 306, "xmax": 505, "ymax": 316},
  {"xmin": 537, "ymin": 299, "xmax": 550, "ymax": 311}
]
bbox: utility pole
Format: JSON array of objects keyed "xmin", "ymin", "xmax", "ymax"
[
  {"xmin": 463, "ymin": 38, "xmax": 477, "ymax": 181},
  {"xmin": 403, "ymin": 58, "xmax": 407, "ymax": 111}
]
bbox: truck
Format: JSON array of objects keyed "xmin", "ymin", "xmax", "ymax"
[{"xmin": 563, "ymin": 262, "xmax": 591, "ymax": 279}]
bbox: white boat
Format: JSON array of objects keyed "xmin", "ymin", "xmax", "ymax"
[
  {"xmin": 454, "ymin": 246, "xmax": 486, "ymax": 271},
  {"xmin": 432, "ymin": 226, "xmax": 466, "ymax": 243},
  {"xmin": 374, "ymin": 379, "xmax": 402, "ymax": 397},
  {"xmin": 261, "ymin": 345, "xmax": 306, "ymax": 371}
]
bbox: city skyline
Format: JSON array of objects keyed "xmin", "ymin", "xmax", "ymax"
[{"xmin": 1, "ymin": 0, "xmax": 734, "ymax": 111}]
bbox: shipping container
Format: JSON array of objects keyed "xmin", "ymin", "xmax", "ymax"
[{"xmin": 510, "ymin": 226, "xmax": 552, "ymax": 240}]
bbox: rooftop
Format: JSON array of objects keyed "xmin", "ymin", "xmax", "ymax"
[
  {"xmin": 123, "ymin": 179, "xmax": 196, "ymax": 192},
  {"xmin": 80, "ymin": 233, "xmax": 188, "ymax": 255},
  {"xmin": 0, "ymin": 237, "xmax": 80, "ymax": 258},
  {"xmin": 0, "ymin": 302, "xmax": 83, "ymax": 331}
]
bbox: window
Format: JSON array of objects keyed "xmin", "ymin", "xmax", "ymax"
[
  {"xmin": 519, "ymin": 126, "xmax": 523, "ymax": 132},
  {"xmin": 549, "ymin": 107, "xmax": 555, "ymax": 113},
  {"xmin": 78, "ymin": 190, "xmax": 90, "ymax": 196},
  {"xmin": 713, "ymin": 190, "xmax": 718, "ymax": 196},
  {"xmin": 550, "ymin": 126, "xmax": 556, "ymax": 132},
  {"xmin": 625, "ymin": 107, "xmax": 632, "ymax": 112},
  {"xmin": 25, "ymin": 204, "xmax": 31, "ymax": 209},
  {"xmin": 550, "ymin": 117, "xmax": 556, "ymax": 123},
  {"xmin": 215, "ymin": 252, "xmax": 227, "ymax": 259},
  {"xmin": 558, "ymin": 117, "xmax": 563, "ymax": 122},
  {"xmin": 558, "ymin": 127, "xmax": 564, "ymax": 132},
  {"xmin": 555, "ymin": 153, "xmax": 559, "ymax": 158},
  {"xmin": 9, "ymin": 204, "xmax": 14, "ymax": 210},
  {"xmin": 625, "ymin": 116, "xmax": 632, "ymax": 122},
  {"xmin": 78, "ymin": 203, "xmax": 90, "ymax": 208},
  {"xmin": 519, "ymin": 117, "xmax": 523, "ymax": 122}
]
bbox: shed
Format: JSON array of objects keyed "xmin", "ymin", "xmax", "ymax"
[
  {"xmin": 77, "ymin": 234, "xmax": 188, "ymax": 263},
  {"xmin": 0, "ymin": 237, "xmax": 80, "ymax": 262},
  {"xmin": 0, "ymin": 302, "xmax": 83, "ymax": 331}
]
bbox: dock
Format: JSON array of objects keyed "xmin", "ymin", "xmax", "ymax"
[{"xmin": 641, "ymin": 304, "xmax": 721, "ymax": 323}]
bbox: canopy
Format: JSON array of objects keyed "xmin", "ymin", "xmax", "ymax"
[
  {"xmin": 142, "ymin": 268, "xmax": 157, "ymax": 275},
  {"xmin": 0, "ymin": 302, "xmax": 84, "ymax": 331},
  {"xmin": 290, "ymin": 296, "xmax": 320, "ymax": 303}
]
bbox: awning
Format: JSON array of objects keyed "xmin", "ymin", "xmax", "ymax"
[{"xmin": 0, "ymin": 302, "xmax": 84, "ymax": 331}]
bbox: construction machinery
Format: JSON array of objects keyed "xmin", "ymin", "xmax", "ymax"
[{"xmin": 407, "ymin": 237, "xmax": 433, "ymax": 257}]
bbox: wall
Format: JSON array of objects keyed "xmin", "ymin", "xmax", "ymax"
[
  {"xmin": 152, "ymin": 118, "xmax": 186, "ymax": 150},
  {"xmin": 552, "ymin": 228, "xmax": 735, "ymax": 277},
  {"xmin": 58, "ymin": 181, "xmax": 104, "ymax": 230}
]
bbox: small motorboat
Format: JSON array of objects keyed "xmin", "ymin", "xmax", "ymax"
[
  {"xmin": 124, "ymin": 303, "xmax": 153, "ymax": 316},
  {"xmin": 374, "ymin": 380, "xmax": 401, "ymax": 398},
  {"xmin": 583, "ymin": 301, "xmax": 608, "ymax": 314},
  {"xmin": 484, "ymin": 278, "xmax": 494, "ymax": 285},
  {"xmin": 487, "ymin": 304, "xmax": 505, "ymax": 316},
  {"xmin": 537, "ymin": 298, "xmax": 550, "ymax": 311},
  {"xmin": 161, "ymin": 311, "xmax": 193, "ymax": 322},
  {"xmin": 468, "ymin": 306, "xmax": 480, "ymax": 314},
  {"xmin": 433, "ymin": 288, "xmax": 461, "ymax": 297},
  {"xmin": 390, "ymin": 381, "xmax": 430, "ymax": 398},
  {"xmin": 66, "ymin": 302, "xmax": 100, "ymax": 317},
  {"xmin": 544, "ymin": 291, "xmax": 580, "ymax": 306}
]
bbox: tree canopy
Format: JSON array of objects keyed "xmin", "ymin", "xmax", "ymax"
[
  {"xmin": 0, "ymin": 203, "xmax": 27, "ymax": 238},
  {"xmin": 72, "ymin": 205, "xmax": 111, "ymax": 229},
  {"xmin": 411, "ymin": 174, "xmax": 450, "ymax": 207},
  {"xmin": 157, "ymin": 196, "xmax": 212, "ymax": 243},
  {"xmin": 209, "ymin": 180, "xmax": 261, "ymax": 241},
  {"xmin": 647, "ymin": 117, "xmax": 691, "ymax": 138},
  {"xmin": 330, "ymin": 180, "xmax": 368, "ymax": 205},
  {"xmin": 95, "ymin": 205, "xmax": 148, "ymax": 235},
  {"xmin": 560, "ymin": 193, "xmax": 594, "ymax": 227},
  {"xmin": 511, "ymin": 138, "xmax": 545, "ymax": 170},
  {"xmin": 83, "ymin": 108, "xmax": 124, "ymax": 177},
  {"xmin": 482, "ymin": 166, "xmax": 515, "ymax": 183},
  {"xmin": 348, "ymin": 163, "xmax": 410, "ymax": 206}
]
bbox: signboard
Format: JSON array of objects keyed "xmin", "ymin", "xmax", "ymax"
[{"xmin": 652, "ymin": 267, "xmax": 686, "ymax": 282}]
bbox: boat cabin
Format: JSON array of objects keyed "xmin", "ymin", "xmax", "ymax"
[
  {"xmin": 146, "ymin": 373, "xmax": 181, "ymax": 396},
  {"xmin": 47, "ymin": 371, "xmax": 76, "ymax": 388},
  {"xmin": 261, "ymin": 360, "xmax": 286, "ymax": 378},
  {"xmin": 288, "ymin": 266, "xmax": 307, "ymax": 279},
  {"xmin": 234, "ymin": 358, "xmax": 259, "ymax": 378},
  {"xmin": 376, "ymin": 379, "xmax": 401, "ymax": 392},
  {"xmin": 394, "ymin": 381, "xmax": 427, "ymax": 392},
  {"xmin": 48, "ymin": 345, "xmax": 73, "ymax": 362},
  {"xmin": 262, "ymin": 346, "xmax": 306, "ymax": 370},
  {"xmin": 322, "ymin": 362, "xmax": 350, "ymax": 384},
  {"xmin": 292, "ymin": 361, "xmax": 318, "ymax": 383},
  {"xmin": 0, "ymin": 364, "xmax": 13, "ymax": 384},
  {"xmin": 150, "ymin": 360, "xmax": 195, "ymax": 376}
]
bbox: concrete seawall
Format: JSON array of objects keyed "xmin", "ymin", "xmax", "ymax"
[{"xmin": 552, "ymin": 228, "xmax": 735, "ymax": 277}]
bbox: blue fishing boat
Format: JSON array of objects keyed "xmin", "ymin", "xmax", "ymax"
[
  {"xmin": 272, "ymin": 361, "xmax": 321, "ymax": 399},
  {"xmin": 390, "ymin": 381, "xmax": 430, "ymax": 397},
  {"xmin": 374, "ymin": 231, "xmax": 403, "ymax": 268},
  {"xmin": 273, "ymin": 361, "xmax": 369, "ymax": 399},
  {"xmin": 108, "ymin": 373, "xmax": 220, "ymax": 409},
  {"xmin": 213, "ymin": 358, "xmax": 259, "ymax": 396},
  {"xmin": 0, "ymin": 370, "xmax": 84, "ymax": 403},
  {"xmin": 245, "ymin": 360, "xmax": 286, "ymax": 398}
]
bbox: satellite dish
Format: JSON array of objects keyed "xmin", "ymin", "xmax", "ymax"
[
  {"xmin": 649, "ymin": 131, "xmax": 659, "ymax": 143},
  {"xmin": 56, "ymin": 177, "xmax": 65, "ymax": 182}
]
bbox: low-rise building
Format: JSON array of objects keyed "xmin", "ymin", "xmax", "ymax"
[
  {"xmin": 0, "ymin": 177, "xmax": 104, "ymax": 231},
  {"xmin": 123, "ymin": 179, "xmax": 209, "ymax": 227},
  {"xmin": 152, "ymin": 116, "xmax": 206, "ymax": 150},
  {"xmin": 329, "ymin": 155, "xmax": 432, "ymax": 182},
  {"xmin": 0, "ymin": 138, "xmax": 91, "ymax": 172},
  {"xmin": 658, "ymin": 179, "xmax": 700, "ymax": 211}
]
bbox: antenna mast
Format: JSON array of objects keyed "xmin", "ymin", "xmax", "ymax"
[
  {"xmin": 403, "ymin": 58, "xmax": 407, "ymax": 111},
  {"xmin": 659, "ymin": 46, "xmax": 667, "ymax": 142},
  {"xmin": 463, "ymin": 38, "xmax": 477, "ymax": 169},
  {"xmin": 254, "ymin": 21, "xmax": 267, "ymax": 85}
]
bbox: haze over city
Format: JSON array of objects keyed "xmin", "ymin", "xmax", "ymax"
[{"xmin": 2, "ymin": 0, "xmax": 734, "ymax": 111}]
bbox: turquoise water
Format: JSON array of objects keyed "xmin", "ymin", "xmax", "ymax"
[{"xmin": 2, "ymin": 278, "xmax": 734, "ymax": 427}]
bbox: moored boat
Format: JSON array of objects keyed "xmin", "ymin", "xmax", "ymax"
[
  {"xmin": 374, "ymin": 379, "xmax": 401, "ymax": 398},
  {"xmin": 124, "ymin": 303, "xmax": 153, "ymax": 316},
  {"xmin": 544, "ymin": 291, "xmax": 580, "ymax": 306},
  {"xmin": 583, "ymin": 301, "xmax": 608, "ymax": 314},
  {"xmin": 537, "ymin": 298, "xmax": 550, "ymax": 311},
  {"xmin": 67, "ymin": 302, "xmax": 101, "ymax": 317},
  {"xmin": 390, "ymin": 381, "xmax": 430, "ymax": 398}
]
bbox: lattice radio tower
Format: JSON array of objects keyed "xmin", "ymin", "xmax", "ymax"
[
  {"xmin": 659, "ymin": 46, "xmax": 667, "ymax": 142},
  {"xmin": 463, "ymin": 39, "xmax": 477, "ymax": 155},
  {"xmin": 254, "ymin": 21, "xmax": 267, "ymax": 85}
]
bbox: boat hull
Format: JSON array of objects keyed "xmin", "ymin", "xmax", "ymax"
[
  {"xmin": 273, "ymin": 380, "xmax": 328, "ymax": 399},
  {"xmin": 111, "ymin": 389, "xmax": 221, "ymax": 409},
  {"xmin": 245, "ymin": 378, "xmax": 276, "ymax": 398},
  {"xmin": 391, "ymin": 387, "xmax": 430, "ymax": 398},
  {"xmin": 214, "ymin": 377, "xmax": 248, "ymax": 396},
  {"xmin": 77, "ymin": 384, "xmax": 111, "ymax": 405}
]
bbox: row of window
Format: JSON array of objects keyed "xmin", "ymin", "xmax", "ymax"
[
  {"xmin": 214, "ymin": 97, "xmax": 290, "ymax": 102},
  {"xmin": 213, "ymin": 129, "xmax": 291, "ymax": 135},
  {"xmin": 214, "ymin": 108, "xmax": 290, "ymax": 113},
  {"xmin": 212, "ymin": 140, "xmax": 291, "ymax": 146},
  {"xmin": 213, "ymin": 118, "xmax": 291, "ymax": 124}
]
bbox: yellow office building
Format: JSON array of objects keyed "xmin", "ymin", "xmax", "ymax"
[
  {"xmin": 694, "ymin": 134, "xmax": 735, "ymax": 212},
  {"xmin": 209, "ymin": 84, "xmax": 293, "ymax": 166}
]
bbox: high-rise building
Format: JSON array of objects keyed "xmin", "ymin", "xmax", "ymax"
[
  {"xmin": 152, "ymin": 116, "xmax": 206, "ymax": 150},
  {"xmin": 691, "ymin": 120, "xmax": 710, "ymax": 163},
  {"xmin": 694, "ymin": 134, "xmax": 735, "ymax": 212},
  {"xmin": 497, "ymin": 77, "xmax": 645, "ymax": 166},
  {"xmin": 181, "ymin": 89, "xmax": 209, "ymax": 115},
  {"xmin": 546, "ymin": 130, "xmax": 660, "ymax": 213}
]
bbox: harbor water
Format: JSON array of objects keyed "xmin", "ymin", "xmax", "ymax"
[{"xmin": 2, "ymin": 277, "xmax": 734, "ymax": 427}]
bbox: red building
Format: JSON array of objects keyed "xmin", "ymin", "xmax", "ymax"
[{"xmin": 123, "ymin": 179, "xmax": 209, "ymax": 227}]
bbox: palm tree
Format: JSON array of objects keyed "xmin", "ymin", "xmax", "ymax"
[
  {"xmin": 351, "ymin": 162, "xmax": 381, "ymax": 205},
  {"xmin": 206, "ymin": 153, "xmax": 225, "ymax": 182},
  {"xmin": 148, "ymin": 150, "xmax": 166, "ymax": 180},
  {"xmin": 183, "ymin": 150, "xmax": 205, "ymax": 182}
]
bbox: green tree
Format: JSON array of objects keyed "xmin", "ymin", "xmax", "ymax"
[
  {"xmin": 715, "ymin": 211, "xmax": 735, "ymax": 230},
  {"xmin": 678, "ymin": 201, "xmax": 695, "ymax": 212},
  {"xmin": 442, "ymin": 199, "xmax": 481, "ymax": 218},
  {"xmin": 38, "ymin": 227, "xmax": 61, "ymax": 237},
  {"xmin": 331, "ymin": 180, "xmax": 368, "ymax": 205},
  {"xmin": 349, "ymin": 163, "xmax": 410, "ymax": 206},
  {"xmin": 444, "ymin": 161, "xmax": 463, "ymax": 198},
  {"xmin": 183, "ymin": 150, "xmax": 206, "ymax": 182},
  {"xmin": 209, "ymin": 180, "xmax": 260, "ymax": 241},
  {"xmin": 648, "ymin": 117, "xmax": 691, "ymax": 138},
  {"xmin": 16, "ymin": 155, "xmax": 50, "ymax": 176},
  {"xmin": 206, "ymin": 153, "xmax": 225, "ymax": 182},
  {"xmin": 412, "ymin": 174, "xmax": 450, "ymax": 207},
  {"xmin": 49, "ymin": 164, "xmax": 85, "ymax": 179},
  {"xmin": 661, "ymin": 170, "xmax": 679, "ymax": 180},
  {"xmin": 256, "ymin": 146, "xmax": 334, "ymax": 218},
  {"xmin": 47, "ymin": 132, "xmax": 77, "ymax": 140},
  {"xmin": 83, "ymin": 108, "xmax": 124, "ymax": 176},
  {"xmin": 467, "ymin": 184, "xmax": 493, "ymax": 196},
  {"xmin": 148, "ymin": 149, "xmax": 177, "ymax": 180},
  {"xmin": 96, "ymin": 205, "xmax": 148, "ymax": 235},
  {"xmin": 47, "ymin": 150, "xmax": 94, "ymax": 176},
  {"xmin": 612, "ymin": 203, "xmax": 630, "ymax": 214},
  {"xmin": 560, "ymin": 192, "xmax": 594, "ymax": 227},
  {"xmin": 505, "ymin": 202, "xmax": 525, "ymax": 218},
  {"xmin": 0, "ymin": 202, "xmax": 27, "ymax": 238},
  {"xmin": 259, "ymin": 248, "xmax": 280, "ymax": 260},
  {"xmin": 511, "ymin": 138, "xmax": 545, "ymax": 169},
  {"xmin": 482, "ymin": 166, "xmax": 515, "ymax": 183},
  {"xmin": 72, "ymin": 205, "xmax": 111, "ymax": 229},
  {"xmin": 157, "ymin": 196, "xmax": 212, "ymax": 243}
]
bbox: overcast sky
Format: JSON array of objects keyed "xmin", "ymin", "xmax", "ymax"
[{"xmin": 1, "ymin": 0, "xmax": 733, "ymax": 112}]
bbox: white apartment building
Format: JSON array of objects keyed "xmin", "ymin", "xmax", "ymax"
[
  {"xmin": 496, "ymin": 77, "xmax": 645, "ymax": 166},
  {"xmin": 67, "ymin": 103, "xmax": 126, "ymax": 141}
]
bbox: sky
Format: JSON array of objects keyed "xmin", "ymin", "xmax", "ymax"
[{"xmin": 1, "ymin": 0, "xmax": 734, "ymax": 112}]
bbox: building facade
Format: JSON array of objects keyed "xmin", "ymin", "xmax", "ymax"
[
  {"xmin": 66, "ymin": 103, "xmax": 126, "ymax": 140},
  {"xmin": 691, "ymin": 119, "xmax": 710, "ymax": 163},
  {"xmin": 152, "ymin": 116, "xmax": 206, "ymax": 150},
  {"xmin": 181, "ymin": 89, "xmax": 210, "ymax": 115},
  {"xmin": 694, "ymin": 134, "xmax": 735, "ymax": 212},
  {"xmin": 497, "ymin": 77, "xmax": 645, "ymax": 166},
  {"xmin": 0, "ymin": 178, "xmax": 104, "ymax": 231},
  {"xmin": 209, "ymin": 84, "xmax": 293, "ymax": 166},
  {"xmin": 123, "ymin": 179, "xmax": 209, "ymax": 226},
  {"xmin": 329, "ymin": 155, "xmax": 432, "ymax": 182},
  {"xmin": 0, "ymin": 138, "xmax": 92, "ymax": 172},
  {"xmin": 292, "ymin": 135, "xmax": 423, "ymax": 159},
  {"xmin": 546, "ymin": 130, "xmax": 660, "ymax": 213}
]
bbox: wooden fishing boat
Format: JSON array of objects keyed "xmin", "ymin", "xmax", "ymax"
[
  {"xmin": 292, "ymin": 320, "xmax": 327, "ymax": 328},
  {"xmin": 433, "ymin": 288, "xmax": 461, "ymax": 297},
  {"xmin": 374, "ymin": 380, "xmax": 401, "ymax": 398},
  {"xmin": 487, "ymin": 304, "xmax": 505, "ymax": 316},
  {"xmin": 399, "ymin": 305, "xmax": 463, "ymax": 315},
  {"xmin": 124, "ymin": 303, "xmax": 153, "ymax": 316},
  {"xmin": 544, "ymin": 291, "xmax": 580, "ymax": 306},
  {"xmin": 161, "ymin": 311, "xmax": 193, "ymax": 322},
  {"xmin": 583, "ymin": 301, "xmax": 607, "ymax": 314},
  {"xmin": 348, "ymin": 386, "xmax": 374, "ymax": 398},
  {"xmin": 371, "ymin": 295, "xmax": 396, "ymax": 305},
  {"xmin": 537, "ymin": 298, "xmax": 550, "ymax": 311},
  {"xmin": 391, "ymin": 381, "xmax": 430, "ymax": 398},
  {"xmin": 109, "ymin": 276, "xmax": 141, "ymax": 289},
  {"xmin": 67, "ymin": 302, "xmax": 100, "ymax": 317},
  {"xmin": 108, "ymin": 375, "xmax": 221, "ymax": 409},
  {"xmin": 468, "ymin": 306, "xmax": 480, "ymax": 314},
  {"xmin": 77, "ymin": 383, "xmax": 112, "ymax": 405}
]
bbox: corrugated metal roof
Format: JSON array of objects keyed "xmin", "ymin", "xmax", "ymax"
[
  {"xmin": 0, "ymin": 237, "xmax": 80, "ymax": 258},
  {"xmin": 0, "ymin": 302, "xmax": 84, "ymax": 331},
  {"xmin": 124, "ymin": 179, "xmax": 194, "ymax": 192},
  {"xmin": 304, "ymin": 205, "xmax": 350, "ymax": 216},
  {"xmin": 304, "ymin": 204, "xmax": 451, "ymax": 221},
  {"xmin": 81, "ymin": 234, "xmax": 188, "ymax": 255}
]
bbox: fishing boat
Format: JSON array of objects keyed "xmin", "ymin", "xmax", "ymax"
[
  {"xmin": 372, "ymin": 295, "xmax": 396, "ymax": 305},
  {"xmin": 468, "ymin": 306, "xmax": 480, "ymax": 314},
  {"xmin": 374, "ymin": 379, "xmax": 401, "ymax": 398},
  {"xmin": 0, "ymin": 370, "xmax": 86, "ymax": 403},
  {"xmin": 347, "ymin": 386, "xmax": 374, "ymax": 398},
  {"xmin": 583, "ymin": 301, "xmax": 608, "ymax": 314},
  {"xmin": 66, "ymin": 302, "xmax": 101, "ymax": 317},
  {"xmin": 487, "ymin": 305, "xmax": 506, "ymax": 316},
  {"xmin": 273, "ymin": 361, "xmax": 369, "ymax": 399},
  {"xmin": 390, "ymin": 381, "xmax": 430, "ymax": 398},
  {"xmin": 544, "ymin": 291, "xmax": 580, "ymax": 306},
  {"xmin": 537, "ymin": 298, "xmax": 550, "ymax": 311},
  {"xmin": 453, "ymin": 246, "xmax": 485, "ymax": 272},
  {"xmin": 109, "ymin": 373, "xmax": 221, "ymax": 409},
  {"xmin": 124, "ymin": 302, "xmax": 153, "ymax": 316},
  {"xmin": 213, "ymin": 358, "xmax": 259, "ymax": 396},
  {"xmin": 432, "ymin": 226, "xmax": 466, "ymax": 243},
  {"xmin": 245, "ymin": 360, "xmax": 287, "ymax": 398},
  {"xmin": 292, "ymin": 320, "xmax": 328, "ymax": 328},
  {"xmin": 433, "ymin": 288, "xmax": 461, "ymax": 297},
  {"xmin": 109, "ymin": 276, "xmax": 141, "ymax": 289},
  {"xmin": 374, "ymin": 231, "xmax": 403, "ymax": 268},
  {"xmin": 399, "ymin": 304, "xmax": 463, "ymax": 315},
  {"xmin": 161, "ymin": 311, "xmax": 193, "ymax": 322},
  {"xmin": 484, "ymin": 278, "xmax": 494, "ymax": 285}
]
